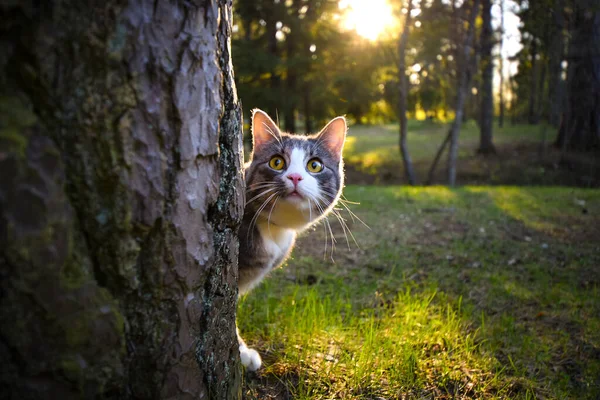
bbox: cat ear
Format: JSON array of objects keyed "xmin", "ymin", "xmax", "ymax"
[
  {"xmin": 252, "ymin": 109, "xmax": 281, "ymax": 151},
  {"xmin": 316, "ymin": 116, "xmax": 347, "ymax": 161}
]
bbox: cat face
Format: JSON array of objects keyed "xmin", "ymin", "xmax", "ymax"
[{"xmin": 244, "ymin": 109, "xmax": 346, "ymax": 230}]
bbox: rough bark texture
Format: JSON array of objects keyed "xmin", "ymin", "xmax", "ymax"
[
  {"xmin": 498, "ymin": 0, "xmax": 505, "ymax": 128},
  {"xmin": 556, "ymin": 1, "xmax": 600, "ymax": 151},
  {"xmin": 548, "ymin": 0, "xmax": 565, "ymax": 128},
  {"xmin": 398, "ymin": 0, "xmax": 417, "ymax": 185},
  {"xmin": 528, "ymin": 39, "xmax": 540, "ymax": 125},
  {"xmin": 478, "ymin": 0, "xmax": 495, "ymax": 155},
  {"xmin": 0, "ymin": 1, "xmax": 244, "ymax": 398},
  {"xmin": 447, "ymin": 0, "xmax": 480, "ymax": 186}
]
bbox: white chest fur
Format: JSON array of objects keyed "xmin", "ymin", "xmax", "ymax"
[{"xmin": 257, "ymin": 220, "xmax": 295, "ymax": 269}]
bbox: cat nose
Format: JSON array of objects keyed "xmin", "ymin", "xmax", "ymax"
[{"xmin": 287, "ymin": 173, "xmax": 303, "ymax": 187}]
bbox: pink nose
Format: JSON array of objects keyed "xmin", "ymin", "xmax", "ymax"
[{"xmin": 287, "ymin": 173, "xmax": 303, "ymax": 187}]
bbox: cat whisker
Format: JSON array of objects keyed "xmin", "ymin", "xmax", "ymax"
[
  {"xmin": 246, "ymin": 187, "xmax": 278, "ymax": 205},
  {"xmin": 247, "ymin": 182, "xmax": 277, "ymax": 189},
  {"xmin": 340, "ymin": 193, "xmax": 360, "ymax": 205},
  {"xmin": 337, "ymin": 200, "xmax": 370, "ymax": 230},
  {"xmin": 267, "ymin": 195, "xmax": 280, "ymax": 237},
  {"xmin": 313, "ymin": 198, "xmax": 336, "ymax": 261},
  {"xmin": 247, "ymin": 192, "xmax": 278, "ymax": 245},
  {"xmin": 262, "ymin": 122, "xmax": 283, "ymax": 147},
  {"xmin": 313, "ymin": 201, "xmax": 329, "ymax": 259},
  {"xmin": 333, "ymin": 208, "xmax": 360, "ymax": 250},
  {"xmin": 317, "ymin": 195, "xmax": 357, "ymax": 251},
  {"xmin": 320, "ymin": 190, "xmax": 370, "ymax": 230}
]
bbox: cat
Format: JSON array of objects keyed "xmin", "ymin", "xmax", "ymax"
[{"xmin": 237, "ymin": 109, "xmax": 347, "ymax": 371}]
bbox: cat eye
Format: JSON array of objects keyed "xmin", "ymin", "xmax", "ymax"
[
  {"xmin": 268, "ymin": 155, "xmax": 285, "ymax": 171},
  {"xmin": 306, "ymin": 158, "xmax": 324, "ymax": 173}
]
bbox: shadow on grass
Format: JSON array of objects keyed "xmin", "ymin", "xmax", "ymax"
[{"xmin": 239, "ymin": 186, "xmax": 600, "ymax": 399}]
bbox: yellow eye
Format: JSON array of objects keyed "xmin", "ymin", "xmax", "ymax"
[
  {"xmin": 269, "ymin": 156, "xmax": 285, "ymax": 171},
  {"xmin": 306, "ymin": 158, "xmax": 324, "ymax": 173}
]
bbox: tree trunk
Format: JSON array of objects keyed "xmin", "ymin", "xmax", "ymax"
[
  {"xmin": 304, "ymin": 82, "xmax": 313, "ymax": 133},
  {"xmin": 548, "ymin": 0, "xmax": 565, "ymax": 128},
  {"xmin": 0, "ymin": 1, "xmax": 244, "ymax": 398},
  {"xmin": 447, "ymin": 0, "xmax": 481, "ymax": 186},
  {"xmin": 284, "ymin": 0, "xmax": 301, "ymax": 133},
  {"xmin": 557, "ymin": 1, "xmax": 600, "ymax": 151},
  {"xmin": 510, "ymin": 70, "xmax": 518, "ymax": 125},
  {"xmin": 427, "ymin": 129, "xmax": 452, "ymax": 185},
  {"xmin": 398, "ymin": 0, "xmax": 417, "ymax": 185},
  {"xmin": 478, "ymin": 0, "xmax": 496, "ymax": 155},
  {"xmin": 498, "ymin": 0, "xmax": 505, "ymax": 128},
  {"xmin": 266, "ymin": 3, "xmax": 281, "ymax": 119},
  {"xmin": 528, "ymin": 39, "xmax": 540, "ymax": 124}
]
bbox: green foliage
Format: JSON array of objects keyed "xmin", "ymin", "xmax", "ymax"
[{"xmin": 233, "ymin": 0, "xmax": 494, "ymax": 128}]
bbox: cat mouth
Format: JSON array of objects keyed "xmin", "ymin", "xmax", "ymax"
[{"xmin": 287, "ymin": 190, "xmax": 304, "ymax": 199}]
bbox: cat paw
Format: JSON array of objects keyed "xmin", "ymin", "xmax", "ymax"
[{"xmin": 239, "ymin": 345, "xmax": 262, "ymax": 371}]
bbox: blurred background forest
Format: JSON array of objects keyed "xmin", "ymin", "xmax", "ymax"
[
  {"xmin": 231, "ymin": 0, "xmax": 599, "ymax": 187},
  {"xmin": 233, "ymin": 1, "xmax": 600, "ymax": 399}
]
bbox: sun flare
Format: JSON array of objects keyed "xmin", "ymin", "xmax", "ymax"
[{"xmin": 340, "ymin": 0, "xmax": 395, "ymax": 41}]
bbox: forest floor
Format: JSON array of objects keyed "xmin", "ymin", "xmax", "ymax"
[{"xmin": 239, "ymin": 186, "xmax": 600, "ymax": 399}]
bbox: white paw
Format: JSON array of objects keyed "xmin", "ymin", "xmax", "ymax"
[{"xmin": 239, "ymin": 345, "xmax": 262, "ymax": 371}]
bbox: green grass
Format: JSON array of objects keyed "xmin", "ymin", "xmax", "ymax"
[
  {"xmin": 239, "ymin": 186, "xmax": 600, "ymax": 399},
  {"xmin": 344, "ymin": 120, "xmax": 542, "ymax": 173}
]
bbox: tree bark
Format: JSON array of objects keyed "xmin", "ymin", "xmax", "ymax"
[
  {"xmin": 528, "ymin": 39, "xmax": 540, "ymax": 124},
  {"xmin": 447, "ymin": 0, "xmax": 481, "ymax": 186},
  {"xmin": 0, "ymin": 1, "xmax": 244, "ymax": 398},
  {"xmin": 510, "ymin": 70, "xmax": 518, "ymax": 125},
  {"xmin": 427, "ymin": 129, "xmax": 452, "ymax": 185},
  {"xmin": 557, "ymin": 1, "xmax": 600, "ymax": 151},
  {"xmin": 498, "ymin": 0, "xmax": 505, "ymax": 128},
  {"xmin": 478, "ymin": 0, "xmax": 496, "ymax": 155},
  {"xmin": 304, "ymin": 82, "xmax": 313, "ymax": 133},
  {"xmin": 284, "ymin": 0, "xmax": 301, "ymax": 133},
  {"xmin": 548, "ymin": 0, "xmax": 565, "ymax": 128},
  {"xmin": 266, "ymin": 2, "xmax": 281, "ymax": 119},
  {"xmin": 398, "ymin": 0, "xmax": 417, "ymax": 185}
]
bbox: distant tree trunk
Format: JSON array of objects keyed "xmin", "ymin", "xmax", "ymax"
[
  {"xmin": 478, "ymin": 0, "xmax": 496, "ymax": 154},
  {"xmin": 556, "ymin": 1, "xmax": 600, "ymax": 151},
  {"xmin": 498, "ymin": 0, "xmax": 505, "ymax": 128},
  {"xmin": 447, "ymin": 0, "xmax": 481, "ymax": 186},
  {"xmin": 398, "ymin": 0, "xmax": 417, "ymax": 185},
  {"xmin": 510, "ymin": 70, "xmax": 518, "ymax": 125},
  {"xmin": 427, "ymin": 129, "xmax": 452, "ymax": 184},
  {"xmin": 528, "ymin": 39, "xmax": 540, "ymax": 124},
  {"xmin": 304, "ymin": 82, "xmax": 313, "ymax": 133},
  {"xmin": 536, "ymin": 56, "xmax": 548, "ymax": 120},
  {"xmin": 284, "ymin": 54, "xmax": 297, "ymax": 133},
  {"xmin": 0, "ymin": 1, "xmax": 244, "ymax": 398},
  {"xmin": 548, "ymin": 0, "xmax": 565, "ymax": 128},
  {"xmin": 266, "ymin": 3, "xmax": 281, "ymax": 119},
  {"xmin": 284, "ymin": 0, "xmax": 301, "ymax": 133}
]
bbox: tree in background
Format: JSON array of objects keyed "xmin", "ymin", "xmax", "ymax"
[
  {"xmin": 447, "ymin": 0, "xmax": 481, "ymax": 185},
  {"xmin": 547, "ymin": 0, "xmax": 566, "ymax": 128},
  {"xmin": 478, "ymin": 0, "xmax": 496, "ymax": 154},
  {"xmin": 397, "ymin": 0, "xmax": 418, "ymax": 184},
  {"xmin": 556, "ymin": 0, "xmax": 600, "ymax": 151},
  {"xmin": 0, "ymin": 0, "xmax": 243, "ymax": 397},
  {"xmin": 234, "ymin": 0, "xmax": 344, "ymax": 132},
  {"xmin": 498, "ymin": 0, "xmax": 506, "ymax": 128}
]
